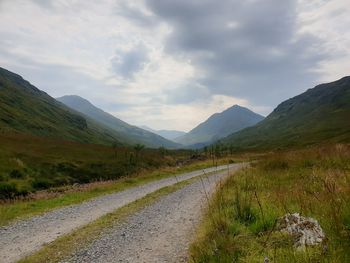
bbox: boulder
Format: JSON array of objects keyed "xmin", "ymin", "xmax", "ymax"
[{"xmin": 276, "ymin": 213, "xmax": 325, "ymax": 249}]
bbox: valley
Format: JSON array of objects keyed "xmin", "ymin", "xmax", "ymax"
[
  {"xmin": 0, "ymin": 61, "xmax": 349, "ymax": 262},
  {"xmin": 1, "ymin": 1, "xmax": 349, "ymax": 262}
]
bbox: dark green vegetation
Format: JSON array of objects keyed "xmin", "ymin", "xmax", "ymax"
[
  {"xmin": 190, "ymin": 145, "xmax": 350, "ymax": 262},
  {"xmin": 175, "ymin": 105, "xmax": 264, "ymax": 147},
  {"xmin": 0, "ymin": 132, "xmax": 191, "ymax": 201},
  {"xmin": 222, "ymin": 77, "xmax": 350, "ymax": 150},
  {"xmin": 0, "ymin": 67, "xmax": 125, "ymax": 145},
  {"xmin": 57, "ymin": 95, "xmax": 180, "ymax": 148}
]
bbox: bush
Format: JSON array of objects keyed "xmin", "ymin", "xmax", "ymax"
[
  {"xmin": 0, "ymin": 173, "xmax": 7, "ymax": 181},
  {"xmin": 54, "ymin": 162, "xmax": 77, "ymax": 173},
  {"xmin": 32, "ymin": 178, "xmax": 53, "ymax": 190},
  {"xmin": 9, "ymin": 169, "xmax": 25, "ymax": 179},
  {"xmin": 0, "ymin": 182, "xmax": 19, "ymax": 199}
]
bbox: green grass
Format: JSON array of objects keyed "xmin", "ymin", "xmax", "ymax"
[
  {"xmin": 0, "ymin": 157, "xmax": 232, "ymax": 226},
  {"xmin": 189, "ymin": 144, "xmax": 350, "ymax": 262},
  {"xmin": 19, "ymin": 178, "xmax": 195, "ymax": 263},
  {"xmin": 0, "ymin": 131, "xmax": 194, "ymax": 199}
]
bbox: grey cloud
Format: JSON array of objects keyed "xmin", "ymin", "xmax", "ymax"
[
  {"xmin": 145, "ymin": 0, "xmax": 328, "ymax": 108},
  {"xmin": 111, "ymin": 44, "xmax": 149, "ymax": 79},
  {"xmin": 164, "ymin": 83, "xmax": 210, "ymax": 105},
  {"xmin": 115, "ymin": 2, "xmax": 157, "ymax": 27},
  {"xmin": 0, "ymin": 47, "xmax": 124, "ymax": 110},
  {"xmin": 30, "ymin": 0, "xmax": 54, "ymax": 9}
]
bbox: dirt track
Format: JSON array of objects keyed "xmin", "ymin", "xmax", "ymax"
[
  {"xmin": 0, "ymin": 164, "xmax": 242, "ymax": 263},
  {"xmin": 64, "ymin": 168, "xmax": 241, "ymax": 263}
]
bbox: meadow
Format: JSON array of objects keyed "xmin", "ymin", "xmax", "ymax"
[
  {"xmin": 0, "ymin": 132, "xmax": 194, "ymax": 200},
  {"xmin": 190, "ymin": 144, "xmax": 350, "ymax": 262}
]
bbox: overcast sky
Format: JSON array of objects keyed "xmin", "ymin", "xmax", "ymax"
[{"xmin": 0, "ymin": 0, "xmax": 349, "ymax": 131}]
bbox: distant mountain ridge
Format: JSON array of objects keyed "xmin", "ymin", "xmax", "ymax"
[
  {"xmin": 57, "ymin": 95, "xmax": 180, "ymax": 148},
  {"xmin": 140, "ymin": 125, "xmax": 186, "ymax": 141},
  {"xmin": 0, "ymin": 67, "xmax": 123, "ymax": 145},
  {"xmin": 222, "ymin": 76, "xmax": 350, "ymax": 149},
  {"xmin": 174, "ymin": 105, "xmax": 264, "ymax": 147}
]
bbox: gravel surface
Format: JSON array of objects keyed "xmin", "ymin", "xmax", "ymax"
[
  {"xmin": 0, "ymin": 164, "xmax": 242, "ymax": 263},
  {"xmin": 63, "ymin": 166, "xmax": 242, "ymax": 263}
]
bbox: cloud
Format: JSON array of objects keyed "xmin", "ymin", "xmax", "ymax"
[
  {"xmin": 0, "ymin": 0, "xmax": 349, "ymax": 131},
  {"xmin": 30, "ymin": 0, "xmax": 54, "ymax": 9},
  {"xmin": 111, "ymin": 43, "xmax": 150, "ymax": 79},
  {"xmin": 144, "ymin": 0, "xmax": 330, "ymax": 107},
  {"xmin": 115, "ymin": 2, "xmax": 157, "ymax": 27}
]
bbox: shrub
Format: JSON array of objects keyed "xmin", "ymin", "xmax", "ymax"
[
  {"xmin": 0, "ymin": 182, "xmax": 19, "ymax": 199},
  {"xmin": 0, "ymin": 173, "xmax": 7, "ymax": 181},
  {"xmin": 9, "ymin": 169, "xmax": 25, "ymax": 179},
  {"xmin": 32, "ymin": 178, "xmax": 53, "ymax": 190},
  {"xmin": 54, "ymin": 162, "xmax": 77, "ymax": 173}
]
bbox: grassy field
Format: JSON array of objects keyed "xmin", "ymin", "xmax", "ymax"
[
  {"xmin": 0, "ymin": 132, "xmax": 193, "ymax": 199},
  {"xmin": 189, "ymin": 144, "xmax": 350, "ymax": 262}
]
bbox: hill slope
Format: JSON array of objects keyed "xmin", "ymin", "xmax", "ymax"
[
  {"xmin": 222, "ymin": 76, "xmax": 350, "ymax": 149},
  {"xmin": 140, "ymin": 125, "xmax": 186, "ymax": 141},
  {"xmin": 0, "ymin": 67, "xmax": 123, "ymax": 145},
  {"xmin": 174, "ymin": 105, "xmax": 264, "ymax": 147},
  {"xmin": 57, "ymin": 95, "xmax": 180, "ymax": 148}
]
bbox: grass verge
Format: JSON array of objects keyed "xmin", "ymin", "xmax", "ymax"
[
  {"xmin": 19, "ymin": 178, "xmax": 195, "ymax": 263},
  {"xmin": 0, "ymin": 158, "xmax": 233, "ymax": 226},
  {"xmin": 189, "ymin": 144, "xmax": 350, "ymax": 262}
]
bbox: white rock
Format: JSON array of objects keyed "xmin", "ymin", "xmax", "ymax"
[{"xmin": 277, "ymin": 213, "xmax": 325, "ymax": 249}]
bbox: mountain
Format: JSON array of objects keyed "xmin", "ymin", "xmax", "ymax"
[
  {"xmin": 156, "ymin": 130, "xmax": 187, "ymax": 140},
  {"xmin": 222, "ymin": 76, "xmax": 350, "ymax": 149},
  {"xmin": 140, "ymin": 125, "xmax": 186, "ymax": 141},
  {"xmin": 57, "ymin": 95, "xmax": 180, "ymax": 148},
  {"xmin": 174, "ymin": 105, "xmax": 264, "ymax": 147},
  {"xmin": 0, "ymin": 67, "xmax": 125, "ymax": 145}
]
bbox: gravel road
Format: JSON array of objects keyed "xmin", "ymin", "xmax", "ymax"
[
  {"xmin": 63, "ymin": 166, "xmax": 242, "ymax": 263},
  {"xmin": 0, "ymin": 164, "xmax": 243, "ymax": 263}
]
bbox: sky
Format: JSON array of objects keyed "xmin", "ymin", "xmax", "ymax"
[{"xmin": 0, "ymin": 0, "xmax": 349, "ymax": 132}]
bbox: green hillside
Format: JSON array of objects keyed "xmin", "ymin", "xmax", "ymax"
[
  {"xmin": 57, "ymin": 95, "xmax": 180, "ymax": 148},
  {"xmin": 0, "ymin": 67, "xmax": 136, "ymax": 145},
  {"xmin": 175, "ymin": 105, "xmax": 264, "ymax": 147},
  {"xmin": 222, "ymin": 76, "xmax": 350, "ymax": 149}
]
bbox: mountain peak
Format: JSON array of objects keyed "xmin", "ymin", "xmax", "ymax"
[
  {"xmin": 174, "ymin": 105, "xmax": 264, "ymax": 147},
  {"xmin": 57, "ymin": 95, "xmax": 180, "ymax": 148},
  {"xmin": 57, "ymin": 95, "xmax": 94, "ymax": 107}
]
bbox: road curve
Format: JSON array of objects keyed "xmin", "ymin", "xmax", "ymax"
[
  {"xmin": 63, "ymin": 167, "xmax": 242, "ymax": 263},
  {"xmin": 0, "ymin": 164, "xmax": 243, "ymax": 263}
]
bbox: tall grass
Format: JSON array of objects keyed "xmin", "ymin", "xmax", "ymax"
[{"xmin": 189, "ymin": 144, "xmax": 350, "ymax": 262}]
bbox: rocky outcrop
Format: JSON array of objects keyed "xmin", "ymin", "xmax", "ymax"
[{"xmin": 276, "ymin": 213, "xmax": 325, "ymax": 249}]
